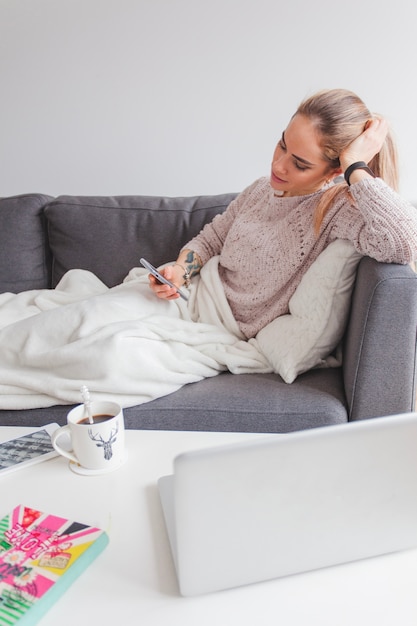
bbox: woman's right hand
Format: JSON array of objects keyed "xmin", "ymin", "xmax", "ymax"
[{"xmin": 148, "ymin": 264, "xmax": 185, "ymax": 300}]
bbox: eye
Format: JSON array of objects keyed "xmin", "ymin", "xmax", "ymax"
[{"xmin": 294, "ymin": 160, "xmax": 309, "ymax": 171}]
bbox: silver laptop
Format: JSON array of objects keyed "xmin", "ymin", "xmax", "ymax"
[{"xmin": 158, "ymin": 412, "xmax": 417, "ymax": 596}]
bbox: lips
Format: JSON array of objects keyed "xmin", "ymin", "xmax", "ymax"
[{"xmin": 271, "ymin": 171, "xmax": 286, "ymax": 185}]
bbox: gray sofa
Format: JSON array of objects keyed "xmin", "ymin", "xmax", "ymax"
[{"xmin": 1, "ymin": 192, "xmax": 416, "ymax": 432}]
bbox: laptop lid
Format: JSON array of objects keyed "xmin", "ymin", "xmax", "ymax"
[{"xmin": 158, "ymin": 413, "xmax": 417, "ymax": 596}]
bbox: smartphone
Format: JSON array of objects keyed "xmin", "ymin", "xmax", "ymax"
[
  {"xmin": 0, "ymin": 423, "xmax": 60, "ymax": 476},
  {"xmin": 140, "ymin": 258, "xmax": 189, "ymax": 301}
]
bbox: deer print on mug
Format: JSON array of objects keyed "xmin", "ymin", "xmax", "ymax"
[{"xmin": 88, "ymin": 423, "xmax": 119, "ymax": 461}]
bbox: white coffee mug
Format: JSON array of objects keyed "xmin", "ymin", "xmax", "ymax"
[{"xmin": 51, "ymin": 400, "xmax": 126, "ymax": 475}]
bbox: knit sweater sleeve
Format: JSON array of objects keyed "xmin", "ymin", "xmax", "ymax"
[
  {"xmin": 329, "ymin": 178, "xmax": 417, "ymax": 264},
  {"xmin": 183, "ymin": 178, "xmax": 266, "ymax": 264}
]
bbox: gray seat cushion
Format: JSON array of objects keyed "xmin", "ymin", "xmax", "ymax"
[
  {"xmin": 0, "ymin": 368, "xmax": 348, "ymax": 432},
  {"xmin": 127, "ymin": 369, "xmax": 347, "ymax": 432}
]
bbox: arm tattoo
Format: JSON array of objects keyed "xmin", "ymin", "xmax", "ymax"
[{"xmin": 184, "ymin": 250, "xmax": 203, "ymax": 277}]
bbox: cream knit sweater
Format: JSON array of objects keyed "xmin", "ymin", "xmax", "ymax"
[{"xmin": 185, "ymin": 177, "xmax": 417, "ymax": 338}]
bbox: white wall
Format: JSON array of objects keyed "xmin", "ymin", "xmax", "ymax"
[{"xmin": 1, "ymin": 0, "xmax": 416, "ymax": 200}]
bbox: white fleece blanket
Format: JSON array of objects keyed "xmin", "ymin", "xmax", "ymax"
[{"xmin": 0, "ymin": 257, "xmax": 271, "ymax": 409}]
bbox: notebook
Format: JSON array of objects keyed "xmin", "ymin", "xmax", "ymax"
[
  {"xmin": 158, "ymin": 412, "xmax": 417, "ymax": 596},
  {"xmin": 0, "ymin": 504, "xmax": 109, "ymax": 624}
]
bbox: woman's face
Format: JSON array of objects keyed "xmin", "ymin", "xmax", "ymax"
[{"xmin": 270, "ymin": 114, "xmax": 340, "ymax": 197}]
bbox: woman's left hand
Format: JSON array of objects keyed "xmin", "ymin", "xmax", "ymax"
[{"xmin": 339, "ymin": 116, "xmax": 389, "ymax": 170}]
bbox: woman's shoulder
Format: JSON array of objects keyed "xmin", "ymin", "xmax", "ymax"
[
  {"xmin": 243, "ymin": 176, "xmax": 271, "ymax": 196},
  {"xmin": 232, "ymin": 177, "xmax": 271, "ymax": 209}
]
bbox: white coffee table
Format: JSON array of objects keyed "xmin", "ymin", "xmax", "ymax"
[{"xmin": 1, "ymin": 426, "xmax": 417, "ymax": 626}]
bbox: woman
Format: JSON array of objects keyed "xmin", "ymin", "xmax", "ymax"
[{"xmin": 149, "ymin": 89, "xmax": 417, "ymax": 339}]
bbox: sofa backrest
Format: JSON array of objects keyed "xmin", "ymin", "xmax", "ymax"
[
  {"xmin": 0, "ymin": 192, "xmax": 237, "ymax": 292},
  {"xmin": 46, "ymin": 193, "xmax": 237, "ymax": 287}
]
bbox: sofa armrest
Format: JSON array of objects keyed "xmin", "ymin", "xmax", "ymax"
[
  {"xmin": 343, "ymin": 257, "xmax": 417, "ymax": 421},
  {"xmin": 0, "ymin": 193, "xmax": 53, "ymax": 292}
]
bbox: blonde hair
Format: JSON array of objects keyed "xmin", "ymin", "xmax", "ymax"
[{"xmin": 295, "ymin": 89, "xmax": 399, "ymax": 232}]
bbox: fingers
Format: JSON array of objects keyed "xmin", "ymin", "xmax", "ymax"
[
  {"xmin": 340, "ymin": 116, "xmax": 389, "ymax": 170},
  {"xmin": 148, "ymin": 267, "xmax": 180, "ymax": 300},
  {"xmin": 366, "ymin": 116, "xmax": 389, "ymax": 141},
  {"xmin": 149, "ymin": 275, "xmax": 179, "ymax": 299}
]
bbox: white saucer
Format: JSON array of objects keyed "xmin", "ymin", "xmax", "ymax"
[{"xmin": 69, "ymin": 453, "xmax": 127, "ymax": 476}]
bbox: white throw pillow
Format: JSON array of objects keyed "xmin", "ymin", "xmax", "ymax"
[{"xmin": 253, "ymin": 239, "xmax": 362, "ymax": 383}]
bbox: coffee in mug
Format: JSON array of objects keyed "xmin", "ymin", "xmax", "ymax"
[{"xmin": 77, "ymin": 414, "xmax": 114, "ymax": 425}]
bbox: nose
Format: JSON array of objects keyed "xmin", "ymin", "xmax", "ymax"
[{"xmin": 272, "ymin": 153, "xmax": 288, "ymax": 175}]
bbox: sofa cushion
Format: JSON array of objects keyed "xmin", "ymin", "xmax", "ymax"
[
  {"xmin": 120, "ymin": 369, "xmax": 348, "ymax": 432},
  {"xmin": 255, "ymin": 240, "xmax": 362, "ymax": 383},
  {"xmin": 0, "ymin": 194, "xmax": 53, "ymax": 293},
  {"xmin": 0, "ymin": 369, "xmax": 348, "ymax": 432},
  {"xmin": 45, "ymin": 193, "xmax": 237, "ymax": 288}
]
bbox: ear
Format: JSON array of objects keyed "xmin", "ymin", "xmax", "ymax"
[{"xmin": 329, "ymin": 166, "xmax": 343, "ymax": 181}]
